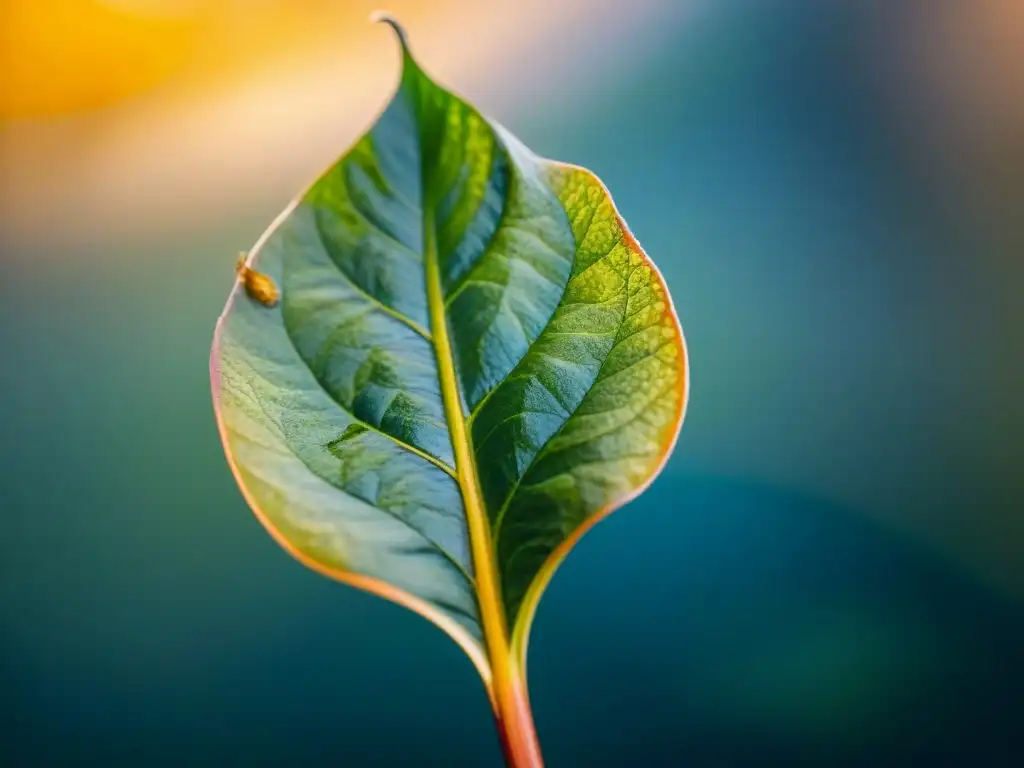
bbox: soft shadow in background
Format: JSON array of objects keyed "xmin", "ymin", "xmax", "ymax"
[{"xmin": 2, "ymin": 1, "xmax": 1022, "ymax": 765}]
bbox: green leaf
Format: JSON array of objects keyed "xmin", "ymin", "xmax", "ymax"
[{"xmin": 211, "ymin": 15, "xmax": 687, "ymax": 765}]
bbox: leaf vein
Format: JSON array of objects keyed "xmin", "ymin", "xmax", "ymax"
[
  {"xmin": 311, "ymin": 209, "xmax": 433, "ymax": 340},
  {"xmin": 224, "ymin": 375, "xmax": 473, "ymax": 587}
]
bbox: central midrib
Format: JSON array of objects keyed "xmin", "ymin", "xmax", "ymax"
[{"xmin": 422, "ymin": 200, "xmax": 511, "ymax": 684}]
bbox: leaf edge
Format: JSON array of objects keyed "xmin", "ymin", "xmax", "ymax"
[
  {"xmin": 504, "ymin": 159, "xmax": 691, "ymax": 676},
  {"xmin": 210, "ymin": 197, "xmax": 495, "ymax": 701}
]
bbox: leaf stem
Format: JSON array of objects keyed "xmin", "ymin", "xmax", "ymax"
[
  {"xmin": 493, "ymin": 659, "xmax": 544, "ymax": 768},
  {"xmin": 423, "ymin": 208, "xmax": 544, "ymax": 768}
]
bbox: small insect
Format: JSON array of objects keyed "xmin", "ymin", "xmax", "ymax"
[{"xmin": 235, "ymin": 251, "xmax": 279, "ymax": 308}]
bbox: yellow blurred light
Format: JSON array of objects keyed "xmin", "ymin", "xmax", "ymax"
[
  {"xmin": 0, "ymin": 0, "xmax": 677, "ymax": 253},
  {"xmin": 0, "ymin": 0, "xmax": 204, "ymax": 118},
  {"xmin": 0, "ymin": 1, "xmax": 369, "ymax": 119}
]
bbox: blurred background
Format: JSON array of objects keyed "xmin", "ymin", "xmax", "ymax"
[{"xmin": 2, "ymin": 0, "xmax": 1022, "ymax": 765}]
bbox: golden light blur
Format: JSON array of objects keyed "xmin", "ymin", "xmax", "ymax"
[
  {"xmin": 0, "ymin": 0, "xmax": 682, "ymax": 250},
  {"xmin": 0, "ymin": 1, "xmax": 431, "ymax": 118},
  {"xmin": 2, "ymin": 0, "xmax": 197, "ymax": 118}
]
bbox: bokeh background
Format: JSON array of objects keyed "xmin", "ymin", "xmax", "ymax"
[{"xmin": 2, "ymin": 1, "xmax": 1022, "ymax": 765}]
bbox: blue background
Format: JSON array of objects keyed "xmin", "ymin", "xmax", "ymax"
[{"xmin": 3, "ymin": 1, "xmax": 1022, "ymax": 765}]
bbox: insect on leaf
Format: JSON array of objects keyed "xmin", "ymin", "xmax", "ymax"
[{"xmin": 210, "ymin": 15, "xmax": 688, "ymax": 767}]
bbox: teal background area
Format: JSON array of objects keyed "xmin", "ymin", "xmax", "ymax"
[{"xmin": 3, "ymin": 2, "xmax": 1022, "ymax": 765}]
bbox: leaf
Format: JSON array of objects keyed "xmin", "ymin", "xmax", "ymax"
[{"xmin": 210, "ymin": 15, "xmax": 687, "ymax": 765}]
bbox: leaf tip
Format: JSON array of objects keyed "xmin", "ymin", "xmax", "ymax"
[{"xmin": 369, "ymin": 10, "xmax": 413, "ymax": 58}]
